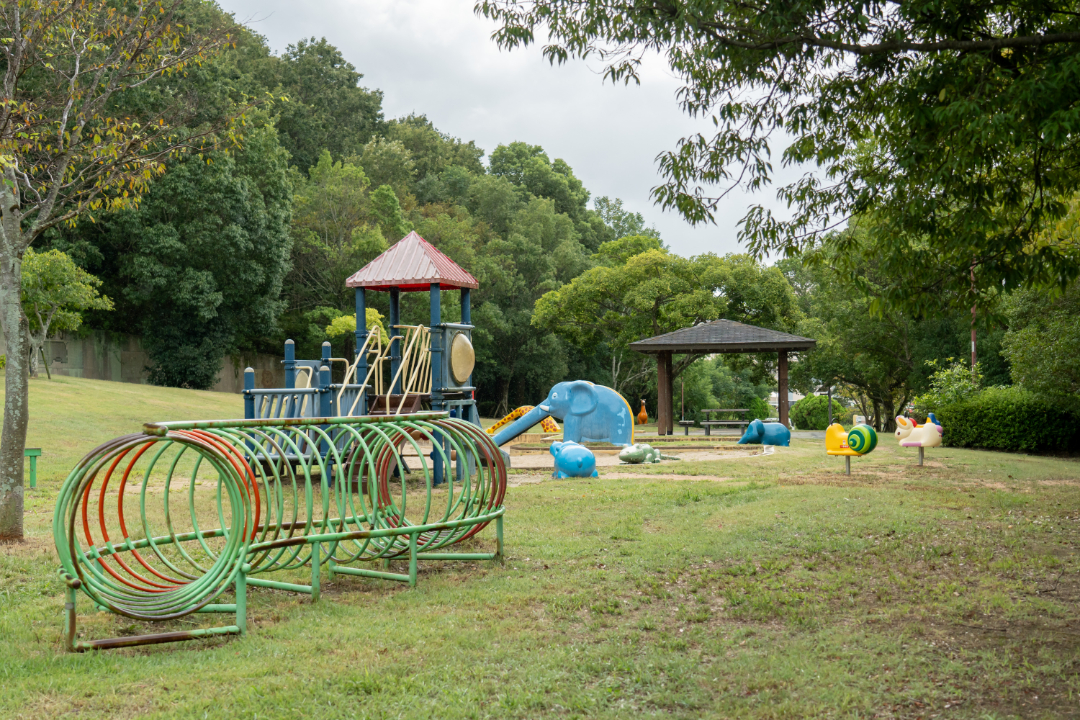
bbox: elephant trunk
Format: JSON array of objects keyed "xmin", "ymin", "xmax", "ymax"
[{"xmin": 491, "ymin": 404, "xmax": 554, "ymax": 447}]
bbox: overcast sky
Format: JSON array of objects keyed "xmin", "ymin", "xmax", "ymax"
[{"xmin": 216, "ymin": 0, "xmax": 799, "ymax": 259}]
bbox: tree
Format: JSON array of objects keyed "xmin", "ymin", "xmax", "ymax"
[
  {"xmin": 477, "ymin": 0, "xmax": 1080, "ymax": 312},
  {"xmin": 357, "ymin": 138, "xmax": 415, "ymax": 198},
  {"xmin": 472, "ymin": 197, "xmax": 590, "ymax": 414},
  {"xmin": 80, "ymin": 126, "xmax": 292, "ymax": 389},
  {"xmin": 285, "ymin": 151, "xmax": 388, "ymax": 323},
  {"xmin": 1002, "ymin": 280, "xmax": 1080, "ymax": 400},
  {"xmin": 387, "ymin": 114, "xmax": 485, "ymax": 184},
  {"xmin": 264, "ymin": 37, "xmax": 385, "ymax": 173},
  {"xmin": 488, "ymin": 142, "xmax": 612, "ymax": 251},
  {"xmin": 0, "ymin": 0, "xmax": 231, "ymax": 540},
  {"xmin": 21, "ymin": 249, "xmax": 112, "ymax": 378},
  {"xmin": 784, "ymin": 239, "xmax": 960, "ymax": 430},
  {"xmin": 533, "ymin": 237, "xmax": 800, "ymax": 393},
  {"xmin": 593, "ymin": 196, "xmax": 659, "ymax": 241}
]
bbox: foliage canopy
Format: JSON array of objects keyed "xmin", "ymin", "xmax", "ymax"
[{"xmin": 477, "ymin": 0, "xmax": 1080, "ymax": 312}]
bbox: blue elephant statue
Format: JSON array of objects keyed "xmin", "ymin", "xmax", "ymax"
[
  {"xmin": 491, "ymin": 380, "xmax": 634, "ymax": 447},
  {"xmin": 737, "ymin": 418, "xmax": 791, "ymax": 446},
  {"xmin": 550, "ymin": 441, "xmax": 598, "ymax": 478}
]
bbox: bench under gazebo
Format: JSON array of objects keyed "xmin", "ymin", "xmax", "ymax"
[{"xmin": 628, "ymin": 319, "xmax": 816, "ymax": 435}]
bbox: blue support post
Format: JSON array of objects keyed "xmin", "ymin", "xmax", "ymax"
[
  {"xmin": 243, "ymin": 367, "xmax": 255, "ymax": 419},
  {"xmin": 430, "ymin": 283, "xmax": 445, "ymax": 485},
  {"xmin": 460, "ymin": 288, "xmax": 480, "ymax": 427},
  {"xmin": 389, "ymin": 288, "xmax": 401, "ymax": 394},
  {"xmin": 318, "ymin": 364, "xmax": 332, "ymax": 480},
  {"xmin": 321, "ymin": 341, "xmax": 332, "ymax": 412},
  {"xmin": 355, "ymin": 288, "xmax": 367, "ymax": 354},
  {"xmin": 284, "ymin": 340, "xmax": 296, "ymax": 390},
  {"xmin": 354, "ymin": 288, "xmax": 368, "ymax": 415},
  {"xmin": 318, "ymin": 365, "xmax": 332, "ymax": 418}
]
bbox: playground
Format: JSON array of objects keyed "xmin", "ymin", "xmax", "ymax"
[
  {"xmin": 1, "ymin": 234, "xmax": 1076, "ymax": 717},
  {"xmin": 2, "ymin": 374, "xmax": 1079, "ymax": 718}
]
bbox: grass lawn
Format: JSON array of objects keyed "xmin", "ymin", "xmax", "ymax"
[{"xmin": 1, "ymin": 374, "xmax": 1079, "ymax": 719}]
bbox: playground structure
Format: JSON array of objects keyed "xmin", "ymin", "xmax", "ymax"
[
  {"xmin": 618, "ymin": 443, "xmax": 679, "ymax": 464},
  {"xmin": 895, "ymin": 413, "xmax": 943, "ymax": 465},
  {"xmin": 737, "ymin": 419, "xmax": 792, "ymax": 447},
  {"xmin": 244, "ymin": 235, "xmax": 639, "ymax": 472},
  {"xmin": 486, "ymin": 406, "xmax": 560, "ymax": 440},
  {"xmin": 826, "ymin": 422, "xmax": 879, "ymax": 474},
  {"xmin": 550, "ymin": 441, "xmax": 598, "ymax": 478},
  {"xmin": 244, "ymin": 232, "xmax": 482, "ymax": 485},
  {"xmin": 53, "ymin": 413, "xmax": 505, "ymax": 652},
  {"xmin": 490, "ymin": 381, "xmax": 635, "ymax": 448}
]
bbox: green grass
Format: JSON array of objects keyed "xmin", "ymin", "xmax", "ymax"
[{"xmin": 2, "ymin": 375, "xmax": 1080, "ymax": 719}]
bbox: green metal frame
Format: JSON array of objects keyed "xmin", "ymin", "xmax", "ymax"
[{"xmin": 54, "ymin": 412, "xmax": 506, "ymax": 652}]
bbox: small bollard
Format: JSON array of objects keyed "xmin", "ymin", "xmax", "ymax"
[{"xmin": 25, "ymin": 447, "xmax": 41, "ymax": 489}]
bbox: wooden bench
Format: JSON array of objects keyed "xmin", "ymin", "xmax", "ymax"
[
  {"xmin": 700, "ymin": 409, "xmax": 749, "ymax": 436},
  {"xmin": 677, "ymin": 420, "xmax": 695, "ymax": 436}
]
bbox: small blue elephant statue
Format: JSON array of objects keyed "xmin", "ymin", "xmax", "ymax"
[
  {"xmin": 550, "ymin": 441, "xmax": 598, "ymax": 478},
  {"xmin": 491, "ymin": 380, "xmax": 634, "ymax": 447},
  {"xmin": 737, "ymin": 418, "xmax": 791, "ymax": 446}
]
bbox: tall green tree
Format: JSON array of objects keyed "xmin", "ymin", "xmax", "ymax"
[
  {"xmin": 488, "ymin": 142, "xmax": 613, "ymax": 251},
  {"xmin": 1002, "ymin": 280, "xmax": 1080, "ymax": 400},
  {"xmin": 260, "ymin": 37, "xmax": 385, "ymax": 173},
  {"xmin": 0, "ymin": 0, "xmax": 232, "ymax": 540},
  {"xmin": 281, "ymin": 151, "xmax": 388, "ymax": 355},
  {"xmin": 478, "ymin": 0, "xmax": 1080, "ymax": 312},
  {"xmin": 79, "ymin": 126, "xmax": 292, "ymax": 388},
  {"xmin": 782, "ymin": 231, "xmax": 1008, "ymax": 430}
]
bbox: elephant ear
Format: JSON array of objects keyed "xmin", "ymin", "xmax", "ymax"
[{"xmin": 570, "ymin": 383, "xmax": 598, "ymax": 415}]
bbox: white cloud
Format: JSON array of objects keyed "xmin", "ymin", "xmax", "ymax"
[{"xmin": 218, "ymin": 0, "xmax": 804, "ymax": 258}]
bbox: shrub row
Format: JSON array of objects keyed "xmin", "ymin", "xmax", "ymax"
[{"xmin": 937, "ymin": 387, "xmax": 1080, "ymax": 453}]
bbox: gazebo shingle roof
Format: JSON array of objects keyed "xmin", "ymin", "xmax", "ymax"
[{"xmin": 628, "ymin": 319, "xmax": 816, "ymax": 354}]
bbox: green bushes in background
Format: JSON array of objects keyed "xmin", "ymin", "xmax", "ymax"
[
  {"xmin": 937, "ymin": 387, "xmax": 1080, "ymax": 453},
  {"xmin": 791, "ymin": 394, "xmax": 831, "ymax": 430}
]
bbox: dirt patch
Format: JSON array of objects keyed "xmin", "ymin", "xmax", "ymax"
[{"xmin": 600, "ymin": 473, "xmax": 735, "ymax": 482}]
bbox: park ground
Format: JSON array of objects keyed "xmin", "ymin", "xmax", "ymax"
[{"xmin": 0, "ymin": 375, "xmax": 1078, "ymax": 719}]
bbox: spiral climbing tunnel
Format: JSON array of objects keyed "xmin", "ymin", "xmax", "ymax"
[{"xmin": 54, "ymin": 412, "xmax": 506, "ymax": 651}]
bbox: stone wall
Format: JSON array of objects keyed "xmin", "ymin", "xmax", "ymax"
[{"xmin": 0, "ymin": 331, "xmax": 285, "ymax": 393}]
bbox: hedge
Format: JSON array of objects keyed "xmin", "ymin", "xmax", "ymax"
[{"xmin": 936, "ymin": 387, "xmax": 1080, "ymax": 453}]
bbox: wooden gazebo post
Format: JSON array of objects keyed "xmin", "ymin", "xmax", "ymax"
[
  {"xmin": 778, "ymin": 350, "xmax": 789, "ymax": 427},
  {"xmin": 657, "ymin": 352, "xmax": 673, "ymax": 435}
]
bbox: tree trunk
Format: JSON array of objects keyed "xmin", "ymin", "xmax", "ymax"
[
  {"xmin": 497, "ymin": 376, "xmax": 511, "ymax": 419},
  {"xmin": 882, "ymin": 395, "xmax": 897, "ymax": 433},
  {"xmin": 28, "ymin": 337, "xmax": 39, "ymax": 378},
  {"xmin": 0, "ymin": 256, "xmax": 28, "ymax": 541}
]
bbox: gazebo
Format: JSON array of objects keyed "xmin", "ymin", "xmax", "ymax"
[{"xmin": 628, "ymin": 319, "xmax": 816, "ymax": 435}]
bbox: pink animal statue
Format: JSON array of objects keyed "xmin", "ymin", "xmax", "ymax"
[{"xmin": 894, "ymin": 415, "xmax": 943, "ymax": 448}]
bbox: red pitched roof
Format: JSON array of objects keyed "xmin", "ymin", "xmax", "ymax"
[{"xmin": 345, "ymin": 231, "xmax": 479, "ymax": 291}]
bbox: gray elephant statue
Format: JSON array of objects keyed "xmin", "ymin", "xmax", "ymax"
[
  {"xmin": 491, "ymin": 380, "xmax": 634, "ymax": 447},
  {"xmin": 737, "ymin": 418, "xmax": 791, "ymax": 446}
]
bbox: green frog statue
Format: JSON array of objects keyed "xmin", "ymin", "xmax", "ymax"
[{"xmin": 618, "ymin": 443, "xmax": 680, "ymax": 464}]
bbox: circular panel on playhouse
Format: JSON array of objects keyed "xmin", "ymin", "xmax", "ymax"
[{"xmin": 450, "ymin": 332, "xmax": 475, "ymax": 383}]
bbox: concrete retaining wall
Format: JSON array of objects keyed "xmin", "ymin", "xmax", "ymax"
[{"xmin": 0, "ymin": 331, "xmax": 284, "ymax": 393}]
